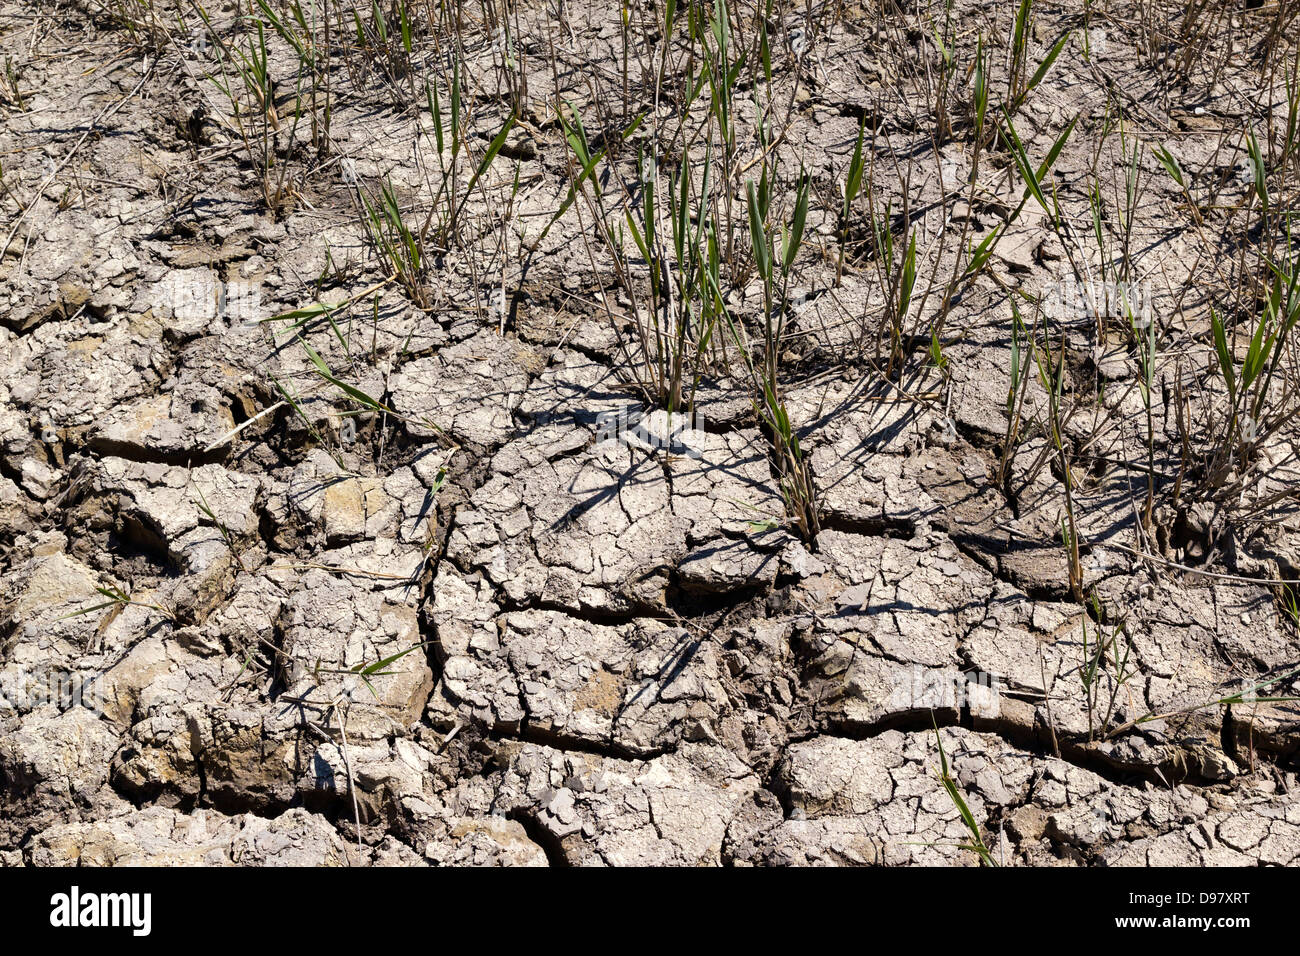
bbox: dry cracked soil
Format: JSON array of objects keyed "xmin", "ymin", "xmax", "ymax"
[{"xmin": 2, "ymin": 0, "xmax": 1300, "ymax": 867}]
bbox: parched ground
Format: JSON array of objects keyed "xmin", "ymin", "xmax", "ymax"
[{"xmin": 1, "ymin": 0, "xmax": 1299, "ymax": 866}]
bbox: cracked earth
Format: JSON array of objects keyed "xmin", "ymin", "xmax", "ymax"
[{"xmin": 2, "ymin": 0, "xmax": 1300, "ymax": 866}]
